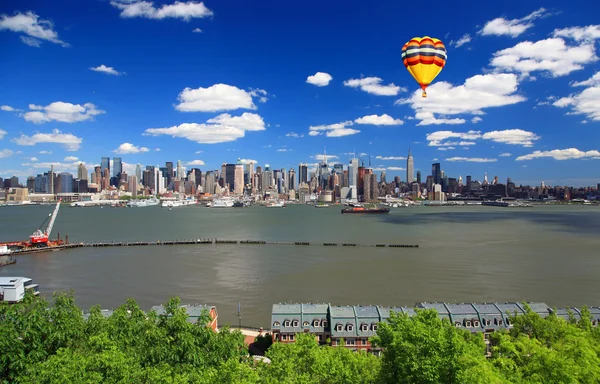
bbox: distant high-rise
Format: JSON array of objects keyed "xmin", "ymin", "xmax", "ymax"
[
  {"xmin": 380, "ymin": 170, "xmax": 386, "ymax": 184},
  {"xmin": 128, "ymin": 175, "xmax": 138, "ymax": 197},
  {"xmin": 176, "ymin": 160, "xmax": 184, "ymax": 180},
  {"xmin": 432, "ymin": 162, "xmax": 441, "ymax": 185},
  {"xmin": 348, "ymin": 157, "xmax": 359, "ymax": 187},
  {"xmin": 406, "ymin": 149, "xmax": 414, "ymax": 183},
  {"xmin": 225, "ymin": 163, "xmax": 236, "ymax": 192},
  {"xmin": 416, "ymin": 171, "xmax": 421, "ymax": 184},
  {"xmin": 101, "ymin": 157, "xmax": 110, "ymax": 176},
  {"xmin": 165, "ymin": 162, "xmax": 173, "ymax": 186},
  {"xmin": 298, "ymin": 163, "xmax": 308, "ymax": 184},
  {"xmin": 234, "ymin": 159, "xmax": 244, "ymax": 194},
  {"xmin": 113, "ymin": 157, "xmax": 122, "ymax": 179},
  {"xmin": 333, "ymin": 163, "xmax": 344, "ymax": 175},
  {"xmin": 135, "ymin": 164, "xmax": 142, "ymax": 181},
  {"xmin": 288, "ymin": 168, "xmax": 296, "ymax": 191},
  {"xmin": 50, "ymin": 165, "xmax": 55, "ymax": 194},
  {"xmin": 58, "ymin": 172, "xmax": 73, "ymax": 193},
  {"xmin": 77, "ymin": 163, "xmax": 88, "ymax": 180}
]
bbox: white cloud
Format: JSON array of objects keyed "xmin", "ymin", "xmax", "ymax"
[
  {"xmin": 354, "ymin": 114, "xmax": 404, "ymax": 126},
  {"xmin": 194, "ymin": 150, "xmax": 203, "ymax": 154},
  {"xmin": 285, "ymin": 132, "xmax": 304, "ymax": 138},
  {"xmin": 571, "ymin": 71, "xmax": 600, "ymax": 87},
  {"xmin": 239, "ymin": 159, "xmax": 256, "ymax": 165},
  {"xmin": 490, "ymin": 38, "xmax": 598, "ymax": 78},
  {"xmin": 276, "ymin": 148, "xmax": 289, "ymax": 152},
  {"xmin": 144, "ymin": 123, "xmax": 246, "ymax": 144},
  {"xmin": 0, "ymin": 11, "xmax": 69, "ymax": 47},
  {"xmin": 553, "ymin": 72, "xmax": 600, "ymax": 122},
  {"xmin": 516, "ymin": 148, "xmax": 600, "ymax": 161},
  {"xmin": 437, "ymin": 147, "xmax": 455, "ymax": 151},
  {"xmin": 312, "ymin": 154, "xmax": 339, "ymax": 161},
  {"xmin": 113, "ymin": 142, "xmax": 150, "ymax": 154},
  {"xmin": 175, "ymin": 84, "xmax": 259, "ymax": 112},
  {"xmin": 472, "ymin": 117, "xmax": 482, "ymax": 124},
  {"xmin": 192, "ymin": 27, "xmax": 202, "ymax": 33},
  {"xmin": 499, "ymin": 152, "xmax": 512, "ymax": 157},
  {"xmin": 344, "ymin": 77, "xmax": 405, "ymax": 96},
  {"xmin": 90, "ymin": 64, "xmax": 122, "ymax": 76},
  {"xmin": 20, "ymin": 36, "xmax": 41, "ymax": 47},
  {"xmin": 308, "ymin": 121, "xmax": 360, "ymax": 137},
  {"xmin": 39, "ymin": 150, "xmax": 52, "ymax": 154},
  {"xmin": 450, "ymin": 34, "xmax": 471, "ymax": 48},
  {"xmin": 553, "ymin": 25, "xmax": 600, "ymax": 43},
  {"xmin": 249, "ymin": 88, "xmax": 268, "ymax": 103},
  {"xmin": 12, "ymin": 129, "xmax": 82, "ymax": 151},
  {"xmin": 0, "ymin": 149, "xmax": 14, "ymax": 158},
  {"xmin": 426, "ymin": 130, "xmax": 482, "ymax": 146},
  {"xmin": 446, "ymin": 157, "xmax": 498, "ymax": 163},
  {"xmin": 0, "ymin": 129, "xmax": 6, "ymax": 140},
  {"xmin": 185, "ymin": 159, "xmax": 205, "ymax": 166},
  {"xmin": 29, "ymin": 157, "xmax": 38, "ymax": 161},
  {"xmin": 155, "ymin": 148, "xmax": 160, "ymax": 151},
  {"xmin": 386, "ymin": 166, "xmax": 405, "ymax": 171},
  {"xmin": 63, "ymin": 156, "xmax": 79, "ymax": 162},
  {"xmin": 1, "ymin": 105, "xmax": 18, "ymax": 112},
  {"xmin": 479, "ymin": 8, "xmax": 549, "ymax": 37},
  {"xmin": 306, "ymin": 72, "xmax": 332, "ymax": 87},
  {"xmin": 22, "ymin": 102, "xmax": 104, "ymax": 124},
  {"xmin": 110, "ymin": 1, "xmax": 213, "ymax": 21},
  {"xmin": 206, "ymin": 112, "xmax": 265, "ymax": 131},
  {"xmin": 376, "ymin": 156, "xmax": 406, "ymax": 160},
  {"xmin": 481, "ymin": 129, "xmax": 540, "ymax": 147},
  {"xmin": 397, "ymin": 73, "xmax": 525, "ymax": 126}
]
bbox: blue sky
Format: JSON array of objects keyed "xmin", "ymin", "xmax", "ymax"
[{"xmin": 1, "ymin": 0, "xmax": 599, "ymax": 186}]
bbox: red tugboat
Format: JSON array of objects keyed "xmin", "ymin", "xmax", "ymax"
[{"xmin": 341, "ymin": 204, "xmax": 390, "ymax": 214}]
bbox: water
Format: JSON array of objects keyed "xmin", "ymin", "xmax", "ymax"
[{"xmin": 1, "ymin": 203, "xmax": 600, "ymax": 327}]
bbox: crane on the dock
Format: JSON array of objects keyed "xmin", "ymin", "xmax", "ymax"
[{"xmin": 30, "ymin": 200, "xmax": 61, "ymax": 246}]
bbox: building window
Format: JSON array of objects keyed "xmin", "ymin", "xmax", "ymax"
[
  {"xmin": 465, "ymin": 320, "xmax": 472, "ymax": 327},
  {"xmin": 322, "ymin": 320, "xmax": 328, "ymax": 328},
  {"xmin": 289, "ymin": 334, "xmax": 295, "ymax": 341},
  {"xmin": 473, "ymin": 320, "xmax": 480, "ymax": 327},
  {"xmin": 371, "ymin": 323, "xmax": 378, "ymax": 331},
  {"xmin": 360, "ymin": 323, "xmax": 369, "ymax": 332},
  {"xmin": 484, "ymin": 319, "xmax": 491, "ymax": 326},
  {"xmin": 455, "ymin": 322, "xmax": 462, "ymax": 327},
  {"xmin": 361, "ymin": 338, "xmax": 368, "ymax": 345},
  {"xmin": 313, "ymin": 319, "xmax": 320, "ymax": 327},
  {"xmin": 346, "ymin": 339, "xmax": 355, "ymax": 346},
  {"xmin": 505, "ymin": 319, "xmax": 511, "ymax": 326},
  {"xmin": 336, "ymin": 323, "xmax": 343, "ymax": 332},
  {"xmin": 284, "ymin": 320, "xmax": 290, "ymax": 327},
  {"xmin": 282, "ymin": 334, "xmax": 287, "ymax": 341},
  {"xmin": 346, "ymin": 324, "xmax": 354, "ymax": 332},
  {"xmin": 303, "ymin": 321, "xmax": 310, "ymax": 327},
  {"xmin": 292, "ymin": 320, "xmax": 299, "ymax": 327},
  {"xmin": 318, "ymin": 334, "xmax": 323, "ymax": 341},
  {"xmin": 273, "ymin": 321, "xmax": 280, "ymax": 327}
]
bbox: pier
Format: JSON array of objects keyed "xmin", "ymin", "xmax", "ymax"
[{"xmin": 6, "ymin": 238, "xmax": 419, "ymax": 256}]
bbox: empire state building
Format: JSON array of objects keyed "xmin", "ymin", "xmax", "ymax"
[{"xmin": 406, "ymin": 149, "xmax": 414, "ymax": 183}]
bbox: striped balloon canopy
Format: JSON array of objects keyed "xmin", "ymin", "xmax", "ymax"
[{"xmin": 401, "ymin": 36, "xmax": 447, "ymax": 98}]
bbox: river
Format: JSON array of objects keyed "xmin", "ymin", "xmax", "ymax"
[{"xmin": 1, "ymin": 203, "xmax": 599, "ymax": 327}]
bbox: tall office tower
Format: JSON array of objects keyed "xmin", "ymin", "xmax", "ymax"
[
  {"xmin": 166, "ymin": 162, "xmax": 173, "ymax": 186},
  {"xmin": 458, "ymin": 175, "xmax": 463, "ymax": 186},
  {"xmin": 93, "ymin": 166, "xmax": 101, "ymax": 185},
  {"xmin": 113, "ymin": 157, "xmax": 122, "ymax": 179},
  {"xmin": 357, "ymin": 165, "xmax": 365, "ymax": 198},
  {"xmin": 288, "ymin": 168, "xmax": 296, "ymax": 191},
  {"xmin": 156, "ymin": 168, "xmax": 166, "ymax": 194},
  {"xmin": 245, "ymin": 161, "xmax": 254, "ymax": 182},
  {"xmin": 298, "ymin": 163, "xmax": 308, "ymax": 184},
  {"xmin": 333, "ymin": 163, "xmax": 344, "ymax": 175},
  {"xmin": 135, "ymin": 164, "xmax": 142, "ymax": 181},
  {"xmin": 380, "ymin": 170, "xmax": 386, "ymax": 184},
  {"xmin": 205, "ymin": 171, "xmax": 215, "ymax": 195},
  {"xmin": 176, "ymin": 160, "xmax": 184, "ymax": 180},
  {"xmin": 432, "ymin": 162, "xmax": 441, "ymax": 185},
  {"xmin": 466, "ymin": 175, "xmax": 472, "ymax": 190},
  {"xmin": 77, "ymin": 163, "xmax": 88, "ymax": 180},
  {"xmin": 406, "ymin": 148, "xmax": 414, "ymax": 183},
  {"xmin": 101, "ymin": 157, "xmax": 110, "ymax": 176},
  {"xmin": 416, "ymin": 171, "xmax": 421, "ymax": 184},
  {"xmin": 348, "ymin": 157, "xmax": 358, "ymax": 187},
  {"xmin": 128, "ymin": 175, "xmax": 138, "ymax": 196},
  {"xmin": 234, "ymin": 159, "xmax": 244, "ymax": 195},
  {"xmin": 363, "ymin": 172, "xmax": 372, "ymax": 202},
  {"xmin": 50, "ymin": 165, "xmax": 55, "ymax": 194},
  {"xmin": 224, "ymin": 163, "xmax": 235, "ymax": 192}
]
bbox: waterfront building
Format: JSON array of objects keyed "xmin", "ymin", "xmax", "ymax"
[
  {"xmin": 0, "ymin": 277, "xmax": 39, "ymax": 303},
  {"xmin": 406, "ymin": 149, "xmax": 414, "ymax": 183},
  {"xmin": 5, "ymin": 188, "xmax": 28, "ymax": 203}
]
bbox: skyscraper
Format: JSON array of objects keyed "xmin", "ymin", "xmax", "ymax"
[
  {"xmin": 165, "ymin": 162, "xmax": 173, "ymax": 186},
  {"xmin": 380, "ymin": 170, "xmax": 386, "ymax": 184},
  {"xmin": 58, "ymin": 172, "xmax": 73, "ymax": 193},
  {"xmin": 349, "ymin": 157, "xmax": 358, "ymax": 187},
  {"xmin": 298, "ymin": 163, "xmax": 308, "ymax": 184},
  {"xmin": 416, "ymin": 171, "xmax": 421, "ymax": 184},
  {"xmin": 406, "ymin": 149, "xmax": 414, "ymax": 183},
  {"xmin": 288, "ymin": 168, "xmax": 296, "ymax": 191},
  {"xmin": 101, "ymin": 157, "xmax": 110, "ymax": 176},
  {"xmin": 234, "ymin": 159, "xmax": 244, "ymax": 195},
  {"xmin": 135, "ymin": 164, "xmax": 142, "ymax": 181},
  {"xmin": 333, "ymin": 163, "xmax": 344, "ymax": 175},
  {"xmin": 432, "ymin": 162, "xmax": 441, "ymax": 185},
  {"xmin": 113, "ymin": 157, "xmax": 122, "ymax": 179},
  {"xmin": 225, "ymin": 163, "xmax": 236, "ymax": 192},
  {"xmin": 176, "ymin": 160, "xmax": 184, "ymax": 180},
  {"xmin": 77, "ymin": 163, "xmax": 88, "ymax": 180}
]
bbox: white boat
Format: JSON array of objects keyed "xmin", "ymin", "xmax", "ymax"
[
  {"xmin": 314, "ymin": 204, "xmax": 329, "ymax": 208},
  {"xmin": 127, "ymin": 198, "xmax": 160, "ymax": 207},
  {"xmin": 161, "ymin": 198, "xmax": 197, "ymax": 208},
  {"xmin": 266, "ymin": 201, "xmax": 286, "ymax": 208},
  {"xmin": 212, "ymin": 197, "xmax": 235, "ymax": 208}
]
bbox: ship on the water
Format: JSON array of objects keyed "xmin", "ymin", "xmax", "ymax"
[
  {"xmin": 127, "ymin": 198, "xmax": 160, "ymax": 207},
  {"xmin": 161, "ymin": 197, "xmax": 197, "ymax": 208},
  {"xmin": 341, "ymin": 204, "xmax": 390, "ymax": 214}
]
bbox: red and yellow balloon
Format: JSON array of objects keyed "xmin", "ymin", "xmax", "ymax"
[{"xmin": 402, "ymin": 36, "xmax": 447, "ymax": 98}]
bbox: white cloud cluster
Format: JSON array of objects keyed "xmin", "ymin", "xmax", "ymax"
[
  {"xmin": 516, "ymin": 148, "xmax": 600, "ymax": 161},
  {"xmin": 387, "ymin": 166, "xmax": 405, "ymax": 171},
  {"xmin": 23, "ymin": 102, "xmax": 104, "ymax": 124},
  {"xmin": 249, "ymin": 88, "xmax": 268, "ymax": 103},
  {"xmin": 308, "ymin": 121, "xmax": 360, "ymax": 137},
  {"xmin": 0, "ymin": 11, "xmax": 69, "ymax": 47},
  {"xmin": 0, "ymin": 149, "xmax": 14, "ymax": 158},
  {"xmin": 306, "ymin": 72, "xmax": 332, "ymax": 87},
  {"xmin": 1, "ymin": 105, "xmax": 18, "ymax": 112},
  {"xmin": 113, "ymin": 142, "xmax": 150, "ymax": 154},
  {"xmin": 472, "ymin": 117, "xmax": 482, "ymax": 124},
  {"xmin": 397, "ymin": 73, "xmax": 525, "ymax": 126},
  {"xmin": 12, "ymin": 129, "xmax": 83, "ymax": 151},
  {"xmin": 450, "ymin": 34, "xmax": 471, "ymax": 48},
  {"xmin": 426, "ymin": 129, "xmax": 540, "ymax": 147},
  {"xmin": 286, "ymin": 132, "xmax": 304, "ymax": 138},
  {"xmin": 192, "ymin": 28, "xmax": 202, "ymax": 33},
  {"xmin": 553, "ymin": 25, "xmax": 600, "ymax": 42},
  {"xmin": 0, "ymin": 129, "xmax": 6, "ymax": 139},
  {"xmin": 354, "ymin": 114, "xmax": 404, "ymax": 126},
  {"xmin": 90, "ymin": 64, "xmax": 122, "ymax": 76},
  {"xmin": 479, "ymin": 8, "xmax": 548, "ymax": 37},
  {"xmin": 499, "ymin": 152, "xmax": 512, "ymax": 157},
  {"xmin": 110, "ymin": 1, "xmax": 213, "ymax": 21},
  {"xmin": 376, "ymin": 156, "xmax": 405, "ymax": 160},
  {"xmin": 553, "ymin": 71, "xmax": 600, "ymax": 121},
  {"xmin": 446, "ymin": 157, "xmax": 498, "ymax": 163},
  {"xmin": 186, "ymin": 160, "xmax": 205, "ymax": 166},
  {"xmin": 175, "ymin": 84, "xmax": 260, "ymax": 112},
  {"xmin": 490, "ymin": 37, "xmax": 598, "ymax": 78},
  {"xmin": 344, "ymin": 77, "xmax": 405, "ymax": 96},
  {"xmin": 64, "ymin": 156, "xmax": 79, "ymax": 162},
  {"xmin": 238, "ymin": 159, "xmax": 256, "ymax": 165},
  {"xmin": 312, "ymin": 154, "xmax": 338, "ymax": 161},
  {"xmin": 144, "ymin": 112, "xmax": 265, "ymax": 144}
]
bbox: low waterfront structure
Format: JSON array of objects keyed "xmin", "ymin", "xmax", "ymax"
[
  {"xmin": 0, "ymin": 277, "xmax": 39, "ymax": 303},
  {"xmin": 151, "ymin": 304, "xmax": 218, "ymax": 331}
]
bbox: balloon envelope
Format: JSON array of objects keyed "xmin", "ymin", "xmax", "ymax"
[{"xmin": 401, "ymin": 36, "xmax": 447, "ymax": 97}]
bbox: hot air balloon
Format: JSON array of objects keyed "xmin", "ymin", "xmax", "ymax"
[{"xmin": 401, "ymin": 36, "xmax": 447, "ymax": 98}]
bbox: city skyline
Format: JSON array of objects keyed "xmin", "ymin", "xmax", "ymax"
[{"xmin": 1, "ymin": 1, "xmax": 599, "ymax": 187}]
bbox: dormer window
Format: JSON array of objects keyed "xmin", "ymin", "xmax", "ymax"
[
  {"xmin": 371, "ymin": 323, "xmax": 378, "ymax": 331},
  {"xmin": 313, "ymin": 319, "xmax": 320, "ymax": 327},
  {"xmin": 322, "ymin": 320, "xmax": 328, "ymax": 328},
  {"xmin": 335, "ymin": 323, "xmax": 343, "ymax": 332},
  {"xmin": 455, "ymin": 322, "xmax": 462, "ymax": 327},
  {"xmin": 284, "ymin": 320, "xmax": 290, "ymax": 327},
  {"xmin": 465, "ymin": 320, "xmax": 472, "ymax": 327},
  {"xmin": 346, "ymin": 324, "xmax": 354, "ymax": 332},
  {"xmin": 473, "ymin": 320, "xmax": 480, "ymax": 327},
  {"xmin": 292, "ymin": 320, "xmax": 299, "ymax": 327},
  {"xmin": 495, "ymin": 318, "xmax": 503, "ymax": 326},
  {"xmin": 505, "ymin": 319, "xmax": 511, "ymax": 326},
  {"xmin": 484, "ymin": 319, "xmax": 491, "ymax": 326},
  {"xmin": 360, "ymin": 323, "xmax": 369, "ymax": 332},
  {"xmin": 303, "ymin": 321, "xmax": 310, "ymax": 327},
  {"xmin": 273, "ymin": 321, "xmax": 280, "ymax": 327}
]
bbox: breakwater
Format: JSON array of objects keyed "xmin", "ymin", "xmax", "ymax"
[{"xmin": 7, "ymin": 238, "xmax": 419, "ymax": 256}]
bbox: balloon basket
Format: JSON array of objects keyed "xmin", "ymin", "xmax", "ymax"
[{"xmin": 421, "ymin": 91, "xmax": 427, "ymax": 98}]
